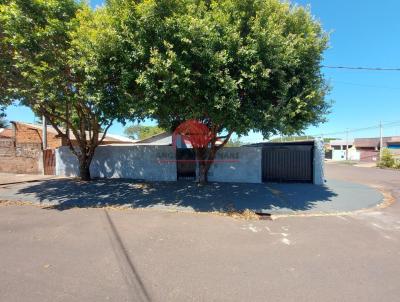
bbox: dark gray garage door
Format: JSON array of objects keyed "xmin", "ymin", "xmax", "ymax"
[{"xmin": 262, "ymin": 143, "xmax": 314, "ymax": 183}]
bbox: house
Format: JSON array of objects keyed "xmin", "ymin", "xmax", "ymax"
[
  {"xmin": 0, "ymin": 127, "xmax": 12, "ymax": 139},
  {"xmin": 56, "ymin": 139, "xmax": 325, "ymax": 185},
  {"xmin": 134, "ymin": 131, "xmax": 224, "ymax": 148},
  {"xmin": 134, "ymin": 131, "xmax": 173, "ymax": 145},
  {"xmin": 354, "ymin": 136, "xmax": 400, "ymax": 162},
  {"xmin": 325, "ymin": 139, "xmax": 360, "ymax": 161},
  {"xmin": 329, "ymin": 139, "xmax": 354, "ymax": 150},
  {"xmin": 0, "ymin": 121, "xmax": 135, "ymax": 175},
  {"xmin": 0, "ymin": 121, "xmax": 136, "ymax": 148}
]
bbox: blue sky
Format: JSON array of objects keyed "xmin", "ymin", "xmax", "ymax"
[{"xmin": 5, "ymin": 0, "xmax": 400, "ymax": 141}]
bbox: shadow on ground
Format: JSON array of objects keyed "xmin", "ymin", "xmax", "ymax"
[{"xmin": 15, "ymin": 179, "xmax": 339, "ymax": 213}]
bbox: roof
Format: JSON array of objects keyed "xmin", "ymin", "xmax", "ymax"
[
  {"xmin": 102, "ymin": 133, "xmax": 137, "ymax": 143},
  {"xmin": 135, "ymin": 132, "xmax": 173, "ymax": 145},
  {"xmin": 329, "ymin": 139, "xmax": 354, "ymax": 146},
  {"xmin": 0, "ymin": 128, "xmax": 12, "ymax": 139},
  {"xmin": 245, "ymin": 140, "xmax": 315, "ymax": 147},
  {"xmin": 354, "ymin": 136, "xmax": 400, "ymax": 148},
  {"xmin": 387, "ymin": 136, "xmax": 400, "ymax": 143},
  {"xmin": 134, "ymin": 131, "xmax": 225, "ymax": 147},
  {"xmin": 11, "ymin": 121, "xmax": 134, "ymax": 143}
]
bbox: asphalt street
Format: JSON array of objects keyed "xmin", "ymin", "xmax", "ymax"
[{"xmin": 0, "ymin": 163, "xmax": 399, "ymax": 302}]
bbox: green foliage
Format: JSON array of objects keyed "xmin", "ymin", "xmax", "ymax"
[
  {"xmin": 124, "ymin": 125, "xmax": 165, "ymax": 140},
  {"xmin": 378, "ymin": 148, "xmax": 396, "ymax": 168},
  {"xmin": 270, "ymin": 135, "xmax": 313, "ymax": 142},
  {"xmin": 113, "ymin": 0, "xmax": 330, "ymax": 182},
  {"xmin": 0, "ymin": 0, "xmax": 139, "ymax": 179},
  {"xmin": 116, "ymin": 0, "xmax": 330, "ymax": 137},
  {"xmin": 225, "ymin": 138, "xmax": 244, "ymax": 147},
  {"xmin": 1, "ymin": 0, "xmax": 331, "ymax": 183},
  {"xmin": 270, "ymin": 136, "xmax": 336, "ymax": 142},
  {"xmin": 0, "ymin": 117, "xmax": 8, "ymax": 128}
]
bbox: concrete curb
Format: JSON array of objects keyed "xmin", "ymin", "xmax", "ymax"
[
  {"xmin": 0, "ymin": 176, "xmax": 62, "ymax": 186},
  {"xmin": 270, "ymin": 184, "xmax": 395, "ymax": 220}
]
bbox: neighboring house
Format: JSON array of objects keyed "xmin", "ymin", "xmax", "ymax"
[
  {"xmin": 0, "ymin": 127, "xmax": 12, "ymax": 139},
  {"xmin": 0, "ymin": 121, "xmax": 135, "ymax": 175},
  {"xmin": 354, "ymin": 136, "xmax": 400, "ymax": 162},
  {"xmin": 0, "ymin": 121, "xmax": 136, "ymax": 148},
  {"xmin": 329, "ymin": 139, "xmax": 354, "ymax": 150},
  {"xmin": 134, "ymin": 131, "xmax": 223, "ymax": 148},
  {"xmin": 135, "ymin": 131, "xmax": 173, "ymax": 145},
  {"xmin": 326, "ymin": 139, "xmax": 360, "ymax": 161}
]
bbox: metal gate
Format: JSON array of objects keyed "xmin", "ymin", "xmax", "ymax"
[
  {"xmin": 176, "ymin": 149, "xmax": 196, "ymax": 180},
  {"xmin": 43, "ymin": 149, "xmax": 56, "ymax": 175},
  {"xmin": 262, "ymin": 143, "xmax": 313, "ymax": 183}
]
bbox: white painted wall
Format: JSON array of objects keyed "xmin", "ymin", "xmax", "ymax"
[
  {"xmin": 313, "ymin": 139, "xmax": 325, "ymax": 185},
  {"xmin": 332, "ymin": 150, "xmax": 346, "ymax": 161},
  {"xmin": 332, "ymin": 149, "xmax": 361, "ymax": 161},
  {"xmin": 56, "ymin": 145, "xmax": 177, "ymax": 181},
  {"xmin": 56, "ymin": 143, "xmax": 323, "ymax": 185},
  {"xmin": 207, "ymin": 147, "xmax": 262, "ymax": 183}
]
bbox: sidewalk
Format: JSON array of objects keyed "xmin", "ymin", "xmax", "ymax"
[
  {"xmin": 0, "ymin": 172, "xmax": 57, "ymax": 185},
  {"xmin": 0, "ymin": 177, "xmax": 384, "ymax": 215}
]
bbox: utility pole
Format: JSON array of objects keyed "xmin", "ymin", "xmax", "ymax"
[
  {"xmin": 42, "ymin": 115, "xmax": 47, "ymax": 150},
  {"xmin": 379, "ymin": 121, "xmax": 383, "ymax": 161},
  {"xmin": 345, "ymin": 128, "xmax": 349, "ymax": 161}
]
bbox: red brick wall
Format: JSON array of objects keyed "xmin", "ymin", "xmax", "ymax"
[
  {"xmin": 0, "ymin": 139, "xmax": 41, "ymax": 174},
  {"xmin": 0, "ymin": 128, "xmax": 13, "ymax": 138},
  {"xmin": 358, "ymin": 148, "xmax": 379, "ymax": 162},
  {"xmin": 13, "ymin": 123, "xmax": 62, "ymax": 149}
]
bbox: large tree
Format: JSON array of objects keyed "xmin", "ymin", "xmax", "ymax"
[
  {"xmin": 0, "ymin": 0, "xmax": 135, "ymax": 180},
  {"xmin": 124, "ymin": 124, "xmax": 165, "ymax": 140},
  {"xmin": 116, "ymin": 0, "xmax": 330, "ymax": 183}
]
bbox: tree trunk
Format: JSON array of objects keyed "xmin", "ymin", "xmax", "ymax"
[
  {"xmin": 78, "ymin": 156, "xmax": 92, "ymax": 181},
  {"xmin": 194, "ymin": 130, "xmax": 233, "ymax": 185},
  {"xmin": 198, "ymin": 161, "xmax": 209, "ymax": 184},
  {"xmin": 196, "ymin": 147, "xmax": 216, "ymax": 185}
]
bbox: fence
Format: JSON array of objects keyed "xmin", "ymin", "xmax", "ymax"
[
  {"xmin": 55, "ymin": 145, "xmax": 263, "ymax": 183},
  {"xmin": 55, "ymin": 141, "xmax": 324, "ymax": 184}
]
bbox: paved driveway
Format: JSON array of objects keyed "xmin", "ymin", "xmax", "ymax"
[
  {"xmin": 0, "ymin": 178, "xmax": 383, "ymax": 215},
  {"xmin": 0, "ymin": 164, "xmax": 400, "ymax": 302}
]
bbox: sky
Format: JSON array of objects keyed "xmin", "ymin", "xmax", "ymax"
[{"xmin": 4, "ymin": 0, "xmax": 400, "ymax": 142}]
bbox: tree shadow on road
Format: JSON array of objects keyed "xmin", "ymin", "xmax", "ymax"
[{"xmin": 16, "ymin": 178, "xmax": 338, "ymax": 213}]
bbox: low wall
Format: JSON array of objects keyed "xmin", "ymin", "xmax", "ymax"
[
  {"xmin": 56, "ymin": 145, "xmax": 177, "ymax": 181},
  {"xmin": 0, "ymin": 139, "xmax": 42, "ymax": 174},
  {"xmin": 56, "ymin": 145, "xmax": 261, "ymax": 183},
  {"xmin": 207, "ymin": 147, "xmax": 262, "ymax": 183},
  {"xmin": 56, "ymin": 143, "xmax": 322, "ymax": 184}
]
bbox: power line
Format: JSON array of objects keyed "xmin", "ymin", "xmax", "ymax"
[
  {"xmin": 310, "ymin": 120, "xmax": 400, "ymax": 138},
  {"xmin": 332, "ymin": 80, "xmax": 400, "ymax": 91},
  {"xmin": 322, "ymin": 65, "xmax": 400, "ymax": 71}
]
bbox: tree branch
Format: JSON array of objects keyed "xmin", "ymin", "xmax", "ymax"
[
  {"xmin": 216, "ymin": 130, "xmax": 234, "ymax": 150},
  {"xmin": 98, "ymin": 121, "xmax": 113, "ymax": 145},
  {"xmin": 38, "ymin": 107, "xmax": 80, "ymax": 158}
]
